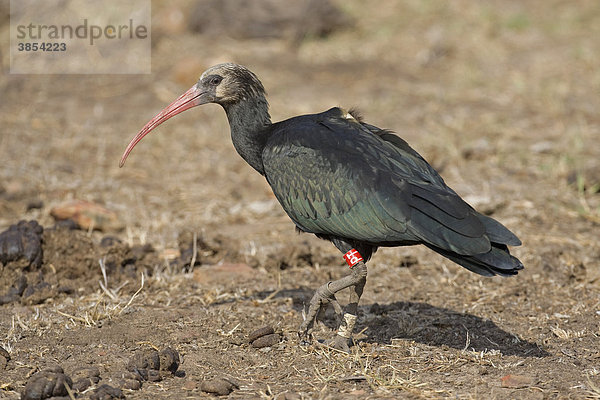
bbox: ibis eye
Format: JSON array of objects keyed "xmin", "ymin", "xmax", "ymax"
[{"xmin": 210, "ymin": 76, "xmax": 223, "ymax": 85}]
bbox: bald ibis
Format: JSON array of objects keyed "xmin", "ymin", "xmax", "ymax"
[{"xmin": 120, "ymin": 63, "xmax": 523, "ymax": 351}]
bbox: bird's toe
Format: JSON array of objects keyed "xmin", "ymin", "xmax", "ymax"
[{"xmin": 297, "ymin": 329, "xmax": 312, "ymax": 346}]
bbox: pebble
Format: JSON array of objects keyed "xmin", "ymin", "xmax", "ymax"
[
  {"xmin": 248, "ymin": 326, "xmax": 274, "ymax": 343},
  {"xmin": 252, "ymin": 333, "xmax": 281, "ymax": 348},
  {"xmin": 21, "ymin": 367, "xmax": 72, "ymax": 400},
  {"xmin": 114, "ymin": 371, "xmax": 143, "ymax": 391},
  {"xmin": 90, "ymin": 384, "xmax": 125, "ymax": 400},
  {"xmin": 50, "ymin": 200, "xmax": 123, "ymax": 231},
  {"xmin": 159, "ymin": 347, "xmax": 180, "ymax": 373},
  {"xmin": 120, "ymin": 377, "xmax": 142, "ymax": 390},
  {"xmin": 200, "ymin": 378, "xmax": 238, "ymax": 396},
  {"xmin": 26, "ymin": 200, "xmax": 44, "ymax": 211},
  {"xmin": 127, "ymin": 348, "xmax": 160, "ymax": 378},
  {"xmin": 0, "ymin": 220, "xmax": 44, "ymax": 269},
  {"xmin": 126, "ymin": 346, "xmax": 180, "ymax": 384}
]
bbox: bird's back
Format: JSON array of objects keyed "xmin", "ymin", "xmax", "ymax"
[{"xmin": 262, "ymin": 107, "xmax": 522, "ymax": 276}]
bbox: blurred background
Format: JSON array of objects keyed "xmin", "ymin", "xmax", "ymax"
[{"xmin": 0, "ymin": 0, "xmax": 598, "ymax": 249}]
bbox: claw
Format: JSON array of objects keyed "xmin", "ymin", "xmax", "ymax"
[{"xmin": 298, "ymin": 330, "xmax": 312, "ymax": 346}]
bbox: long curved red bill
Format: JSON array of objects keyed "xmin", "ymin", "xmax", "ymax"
[{"xmin": 119, "ymin": 85, "xmax": 205, "ymax": 167}]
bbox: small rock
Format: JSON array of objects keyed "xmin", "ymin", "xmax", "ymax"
[
  {"xmin": 54, "ymin": 219, "xmax": 79, "ymax": 230},
  {"xmin": 72, "ymin": 378, "xmax": 94, "ymax": 392},
  {"xmin": 71, "ymin": 366, "xmax": 101, "ymax": 392},
  {"xmin": 501, "ymin": 374, "xmax": 534, "ymax": 388},
  {"xmin": 127, "ymin": 347, "xmax": 173, "ymax": 381},
  {"xmin": 0, "ymin": 220, "xmax": 43, "ymax": 269},
  {"xmin": 57, "ymin": 286, "xmax": 75, "ymax": 295},
  {"xmin": 11, "ymin": 275, "xmax": 28, "ymax": 296},
  {"xmin": 22, "ymin": 281, "xmax": 54, "ymax": 305},
  {"xmin": 252, "ymin": 333, "xmax": 280, "ymax": 348},
  {"xmin": 0, "ymin": 292, "xmax": 19, "ymax": 305},
  {"xmin": 0, "ymin": 275, "xmax": 27, "ymax": 305},
  {"xmin": 100, "ymin": 236, "xmax": 122, "ymax": 247},
  {"xmin": 120, "ymin": 371, "xmax": 143, "ymax": 382},
  {"xmin": 248, "ymin": 326, "xmax": 274, "ymax": 343},
  {"xmin": 127, "ymin": 348, "xmax": 160, "ymax": 374},
  {"xmin": 125, "ymin": 379, "xmax": 142, "ymax": 390},
  {"xmin": 90, "ymin": 384, "xmax": 125, "ymax": 400},
  {"xmin": 159, "ymin": 347, "xmax": 180, "ymax": 373},
  {"xmin": 22, "ymin": 368, "xmax": 73, "ymax": 400},
  {"xmin": 50, "ymin": 200, "xmax": 123, "ymax": 231},
  {"xmin": 26, "ymin": 200, "xmax": 44, "ymax": 211},
  {"xmin": 118, "ymin": 377, "xmax": 142, "ymax": 390},
  {"xmin": 200, "ymin": 378, "xmax": 238, "ymax": 396},
  {"xmin": 114, "ymin": 371, "xmax": 142, "ymax": 390},
  {"xmin": 146, "ymin": 369, "xmax": 162, "ymax": 382}
]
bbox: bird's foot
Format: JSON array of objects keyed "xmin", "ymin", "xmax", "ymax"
[
  {"xmin": 301, "ymin": 312, "xmax": 358, "ymax": 353},
  {"xmin": 298, "ymin": 281, "xmax": 343, "ymax": 338},
  {"xmin": 322, "ymin": 312, "xmax": 357, "ymax": 352}
]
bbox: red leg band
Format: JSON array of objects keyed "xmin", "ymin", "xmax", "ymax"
[{"xmin": 343, "ymin": 248, "xmax": 363, "ymax": 268}]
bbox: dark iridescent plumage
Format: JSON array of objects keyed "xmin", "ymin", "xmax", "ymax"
[{"xmin": 262, "ymin": 107, "xmax": 522, "ymax": 276}]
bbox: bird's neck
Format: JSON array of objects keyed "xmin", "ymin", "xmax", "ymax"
[{"xmin": 223, "ymin": 96, "xmax": 272, "ymax": 175}]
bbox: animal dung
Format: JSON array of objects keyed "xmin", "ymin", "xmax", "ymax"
[{"xmin": 248, "ymin": 325, "xmax": 281, "ymax": 348}]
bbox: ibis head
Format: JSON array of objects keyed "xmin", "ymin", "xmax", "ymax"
[{"xmin": 119, "ymin": 63, "xmax": 267, "ymax": 167}]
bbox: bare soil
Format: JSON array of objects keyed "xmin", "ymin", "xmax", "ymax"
[{"xmin": 1, "ymin": 1, "xmax": 600, "ymax": 399}]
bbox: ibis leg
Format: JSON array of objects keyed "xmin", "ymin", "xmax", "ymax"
[{"xmin": 299, "ymin": 261, "xmax": 368, "ymax": 351}]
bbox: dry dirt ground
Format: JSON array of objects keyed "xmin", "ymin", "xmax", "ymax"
[{"xmin": 1, "ymin": 1, "xmax": 600, "ymax": 399}]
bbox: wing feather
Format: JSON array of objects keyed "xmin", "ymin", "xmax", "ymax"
[{"xmin": 263, "ymin": 108, "xmax": 517, "ymax": 255}]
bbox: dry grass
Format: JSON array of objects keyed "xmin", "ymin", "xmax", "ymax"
[
  {"xmin": 52, "ymin": 259, "xmax": 145, "ymax": 329},
  {"xmin": 550, "ymin": 325, "xmax": 587, "ymax": 340}
]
